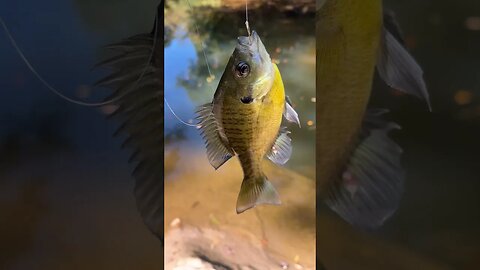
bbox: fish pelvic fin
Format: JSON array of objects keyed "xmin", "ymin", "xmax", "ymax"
[
  {"xmin": 267, "ymin": 127, "xmax": 292, "ymax": 166},
  {"xmin": 236, "ymin": 174, "xmax": 281, "ymax": 214},
  {"xmin": 325, "ymin": 109, "xmax": 404, "ymax": 229}
]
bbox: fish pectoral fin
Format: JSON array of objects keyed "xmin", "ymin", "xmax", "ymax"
[
  {"xmin": 383, "ymin": 9, "xmax": 405, "ymax": 45},
  {"xmin": 236, "ymin": 175, "xmax": 281, "ymax": 214},
  {"xmin": 196, "ymin": 103, "xmax": 234, "ymax": 170},
  {"xmin": 284, "ymin": 96, "xmax": 301, "ymax": 127},
  {"xmin": 376, "ymin": 28, "xmax": 431, "ymax": 110},
  {"xmin": 325, "ymin": 109, "xmax": 404, "ymax": 229},
  {"xmin": 267, "ymin": 128, "xmax": 293, "ymax": 166}
]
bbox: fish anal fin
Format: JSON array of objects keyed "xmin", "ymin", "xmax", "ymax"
[
  {"xmin": 196, "ymin": 103, "xmax": 234, "ymax": 169},
  {"xmin": 326, "ymin": 109, "xmax": 404, "ymax": 229},
  {"xmin": 236, "ymin": 175, "xmax": 281, "ymax": 214},
  {"xmin": 267, "ymin": 128, "xmax": 292, "ymax": 166},
  {"xmin": 377, "ymin": 28, "xmax": 431, "ymax": 110}
]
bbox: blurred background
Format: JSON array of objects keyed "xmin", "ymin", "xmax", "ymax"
[
  {"xmin": 315, "ymin": 1, "xmax": 480, "ymax": 270},
  {"xmin": 0, "ymin": 0, "xmax": 162, "ymax": 269},
  {"xmin": 1, "ymin": 0, "xmax": 480, "ymax": 269}
]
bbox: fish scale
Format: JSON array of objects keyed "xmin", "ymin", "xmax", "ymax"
[{"xmin": 222, "ymin": 65, "xmax": 285, "ymax": 172}]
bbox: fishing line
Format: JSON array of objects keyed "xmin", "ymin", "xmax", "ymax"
[
  {"xmin": 163, "ymin": 0, "xmax": 215, "ymax": 129},
  {"xmin": 0, "ymin": 10, "xmax": 159, "ymax": 107},
  {"xmin": 2, "ymin": 7, "xmax": 197, "ymax": 128},
  {"xmin": 184, "ymin": 0, "xmax": 213, "ymax": 78},
  {"xmin": 245, "ymin": 0, "xmax": 251, "ymax": 36},
  {"xmin": 164, "ymin": 98, "xmax": 198, "ymax": 127}
]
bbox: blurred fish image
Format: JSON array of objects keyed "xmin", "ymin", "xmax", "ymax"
[
  {"xmin": 317, "ymin": 0, "xmax": 431, "ymax": 228},
  {"xmin": 0, "ymin": 2, "xmax": 166, "ymax": 242},
  {"xmin": 93, "ymin": 3, "xmax": 165, "ymax": 240},
  {"xmin": 197, "ymin": 30, "xmax": 300, "ymax": 213}
]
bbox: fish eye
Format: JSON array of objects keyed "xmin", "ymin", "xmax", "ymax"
[{"xmin": 235, "ymin": 62, "xmax": 250, "ymax": 78}]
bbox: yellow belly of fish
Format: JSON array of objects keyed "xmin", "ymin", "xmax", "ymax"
[
  {"xmin": 316, "ymin": 0, "xmax": 382, "ymax": 194},
  {"xmin": 221, "ymin": 64, "xmax": 285, "ymax": 176}
]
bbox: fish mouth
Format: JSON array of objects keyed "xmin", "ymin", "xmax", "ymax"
[{"xmin": 237, "ymin": 30, "xmax": 259, "ymax": 47}]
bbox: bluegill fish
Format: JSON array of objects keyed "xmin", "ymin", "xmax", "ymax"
[
  {"xmin": 197, "ymin": 31, "xmax": 300, "ymax": 214},
  {"xmin": 317, "ymin": 0, "xmax": 430, "ymax": 228}
]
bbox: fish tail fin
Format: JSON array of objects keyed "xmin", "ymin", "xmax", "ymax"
[
  {"xmin": 236, "ymin": 174, "xmax": 281, "ymax": 214},
  {"xmin": 325, "ymin": 109, "xmax": 404, "ymax": 229}
]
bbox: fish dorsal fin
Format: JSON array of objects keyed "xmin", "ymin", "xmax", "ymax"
[
  {"xmin": 267, "ymin": 128, "xmax": 292, "ymax": 166},
  {"xmin": 196, "ymin": 103, "xmax": 234, "ymax": 169},
  {"xmin": 284, "ymin": 96, "xmax": 301, "ymax": 127},
  {"xmin": 325, "ymin": 110, "xmax": 404, "ymax": 229},
  {"xmin": 377, "ymin": 28, "xmax": 431, "ymax": 110}
]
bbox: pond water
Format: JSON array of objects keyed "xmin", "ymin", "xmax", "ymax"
[{"xmin": 164, "ymin": 1, "xmax": 316, "ymax": 177}]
